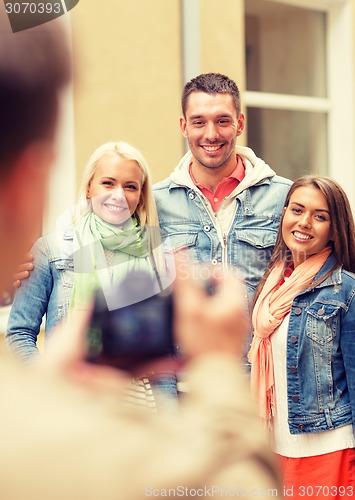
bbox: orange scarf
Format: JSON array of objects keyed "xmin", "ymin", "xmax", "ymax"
[{"xmin": 248, "ymin": 247, "xmax": 332, "ymax": 420}]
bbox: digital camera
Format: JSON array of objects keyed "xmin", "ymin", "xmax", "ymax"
[{"xmin": 86, "ymin": 271, "xmax": 175, "ymax": 371}]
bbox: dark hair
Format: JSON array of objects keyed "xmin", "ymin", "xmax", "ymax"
[
  {"xmin": 0, "ymin": 25, "xmax": 71, "ymax": 173},
  {"xmin": 255, "ymin": 175, "xmax": 355, "ymax": 302},
  {"xmin": 181, "ymin": 73, "xmax": 241, "ymax": 117}
]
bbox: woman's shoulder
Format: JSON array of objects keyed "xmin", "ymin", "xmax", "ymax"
[
  {"xmin": 32, "ymin": 225, "xmax": 74, "ymax": 261},
  {"xmin": 341, "ymin": 268, "xmax": 355, "ymax": 285}
]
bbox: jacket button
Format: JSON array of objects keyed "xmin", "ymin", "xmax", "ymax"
[
  {"xmin": 211, "ymin": 259, "xmax": 218, "ymax": 266},
  {"xmin": 298, "ymin": 424, "xmax": 305, "ymax": 431},
  {"xmin": 203, "ymin": 225, "xmax": 211, "ymax": 232},
  {"xmin": 290, "ymin": 335, "xmax": 298, "ymax": 343},
  {"xmin": 188, "ymin": 192, "xmax": 195, "ymax": 199},
  {"xmin": 294, "ymin": 307, "xmax": 302, "ymax": 315},
  {"xmin": 291, "ymin": 395, "xmax": 299, "ymax": 403},
  {"xmin": 290, "ymin": 366, "xmax": 297, "ymax": 374},
  {"xmin": 317, "ymin": 308, "xmax": 325, "ymax": 316}
]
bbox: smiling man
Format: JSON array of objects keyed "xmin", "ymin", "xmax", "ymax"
[{"xmin": 154, "ymin": 73, "xmax": 292, "ymax": 358}]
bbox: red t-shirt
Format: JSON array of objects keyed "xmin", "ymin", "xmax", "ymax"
[{"xmin": 189, "ymin": 155, "xmax": 246, "ymax": 212}]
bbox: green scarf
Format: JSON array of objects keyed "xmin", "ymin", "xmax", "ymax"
[{"xmin": 70, "ymin": 211, "xmax": 155, "ymax": 310}]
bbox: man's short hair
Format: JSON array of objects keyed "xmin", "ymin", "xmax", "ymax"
[
  {"xmin": 0, "ymin": 24, "xmax": 71, "ymax": 173},
  {"xmin": 181, "ymin": 73, "xmax": 241, "ymax": 118}
]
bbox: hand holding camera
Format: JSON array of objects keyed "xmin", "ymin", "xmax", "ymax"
[
  {"xmin": 40, "ymin": 257, "xmax": 249, "ymax": 392},
  {"xmin": 86, "ymin": 258, "xmax": 249, "ymax": 373},
  {"xmin": 173, "ymin": 262, "xmax": 249, "ymax": 362}
]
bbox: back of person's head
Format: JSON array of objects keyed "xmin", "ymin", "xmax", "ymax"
[
  {"xmin": 0, "ymin": 22, "xmax": 71, "ymax": 175},
  {"xmin": 0, "ymin": 20, "xmax": 71, "ymax": 291},
  {"xmin": 181, "ymin": 72, "xmax": 241, "ymax": 117}
]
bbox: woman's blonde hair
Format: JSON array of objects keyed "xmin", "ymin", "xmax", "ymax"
[{"xmin": 77, "ymin": 141, "xmax": 166, "ymax": 278}]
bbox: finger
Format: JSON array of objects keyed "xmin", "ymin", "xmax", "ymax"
[
  {"xmin": 13, "ymin": 269, "xmax": 30, "ymax": 280},
  {"xmin": 23, "ymin": 253, "xmax": 34, "ymax": 262},
  {"xmin": 213, "ymin": 272, "xmax": 247, "ymax": 308},
  {"xmin": 12, "ymin": 269, "xmax": 31, "ymax": 289},
  {"xmin": 16, "ymin": 262, "xmax": 35, "ymax": 273},
  {"xmin": 13, "ymin": 279, "xmax": 22, "ymax": 289}
]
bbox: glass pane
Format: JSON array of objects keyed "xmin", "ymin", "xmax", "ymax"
[
  {"xmin": 245, "ymin": 0, "xmax": 327, "ymax": 97},
  {"xmin": 246, "ymin": 108, "xmax": 328, "ymax": 180}
]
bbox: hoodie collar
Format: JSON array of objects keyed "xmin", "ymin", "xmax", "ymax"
[{"xmin": 169, "ymin": 145, "xmax": 276, "ymax": 192}]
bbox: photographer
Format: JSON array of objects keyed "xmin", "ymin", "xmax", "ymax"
[{"xmin": 19, "ymin": 259, "xmax": 280, "ymax": 499}]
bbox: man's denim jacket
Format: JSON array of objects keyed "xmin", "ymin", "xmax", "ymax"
[
  {"xmin": 286, "ymin": 253, "xmax": 355, "ymax": 435},
  {"xmin": 6, "ymin": 229, "xmax": 74, "ymax": 360},
  {"xmin": 154, "ymin": 176, "xmax": 291, "ymax": 301}
]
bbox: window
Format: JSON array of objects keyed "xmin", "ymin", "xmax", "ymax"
[{"xmin": 244, "ymin": 0, "xmax": 355, "ymax": 206}]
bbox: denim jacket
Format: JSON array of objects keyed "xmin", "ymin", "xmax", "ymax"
[
  {"xmin": 154, "ymin": 146, "xmax": 291, "ymax": 301},
  {"xmin": 6, "ymin": 227, "xmax": 74, "ymax": 360},
  {"xmin": 286, "ymin": 253, "xmax": 355, "ymax": 435}
]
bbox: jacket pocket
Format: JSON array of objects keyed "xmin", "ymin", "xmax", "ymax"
[
  {"xmin": 52, "ymin": 258, "xmax": 74, "ymax": 271},
  {"xmin": 52, "ymin": 258, "xmax": 74, "ymax": 288},
  {"xmin": 233, "ymin": 227, "xmax": 276, "ymax": 291},
  {"xmin": 235, "ymin": 227, "xmax": 276, "ymax": 249},
  {"xmin": 164, "ymin": 232, "xmax": 198, "ymax": 253},
  {"xmin": 305, "ymin": 302, "xmax": 341, "ymax": 345}
]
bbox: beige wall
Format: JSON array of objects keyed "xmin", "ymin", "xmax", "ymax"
[
  {"xmin": 70, "ymin": 0, "xmax": 249, "ymax": 189},
  {"xmin": 200, "ymin": 0, "xmax": 247, "ymax": 147},
  {"xmin": 59, "ymin": 0, "xmax": 355, "ymax": 197},
  {"xmin": 200, "ymin": 0, "xmax": 246, "ymax": 88},
  {"xmin": 70, "ymin": 0, "xmax": 184, "ymax": 187}
]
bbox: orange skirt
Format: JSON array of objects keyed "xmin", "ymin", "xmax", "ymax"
[{"xmin": 277, "ymin": 449, "xmax": 355, "ymax": 499}]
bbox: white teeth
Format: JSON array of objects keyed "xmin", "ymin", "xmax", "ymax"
[
  {"xmin": 203, "ymin": 146, "xmax": 220, "ymax": 152},
  {"xmin": 294, "ymin": 231, "xmax": 312, "ymax": 240},
  {"xmin": 105, "ymin": 204, "xmax": 127, "ymax": 212}
]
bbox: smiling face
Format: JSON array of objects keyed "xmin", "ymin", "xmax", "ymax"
[
  {"xmin": 86, "ymin": 154, "xmax": 143, "ymax": 226},
  {"xmin": 282, "ymin": 186, "xmax": 332, "ymax": 267},
  {"xmin": 180, "ymin": 91, "xmax": 245, "ymax": 175}
]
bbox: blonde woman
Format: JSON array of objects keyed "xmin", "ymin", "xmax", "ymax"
[
  {"xmin": 71, "ymin": 141, "xmax": 168, "ymax": 310},
  {"xmin": 7, "ymin": 141, "xmax": 176, "ymax": 407}
]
